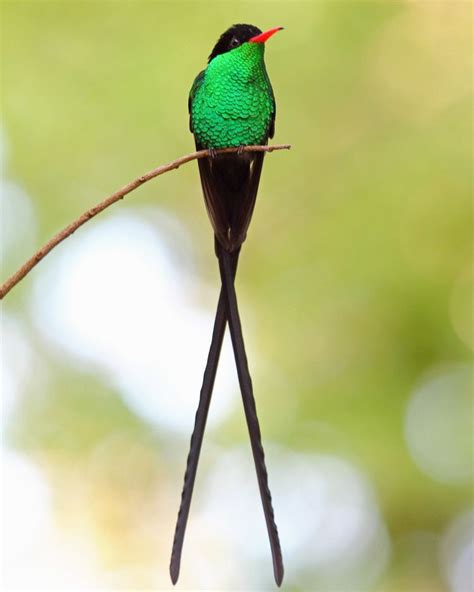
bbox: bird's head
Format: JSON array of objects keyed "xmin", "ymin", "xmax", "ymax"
[{"xmin": 208, "ymin": 24, "xmax": 283, "ymax": 63}]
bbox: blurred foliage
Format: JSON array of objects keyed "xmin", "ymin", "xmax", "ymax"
[{"xmin": 1, "ymin": 1, "xmax": 472, "ymax": 591}]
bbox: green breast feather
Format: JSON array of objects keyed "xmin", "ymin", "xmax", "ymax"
[{"xmin": 189, "ymin": 42, "xmax": 275, "ymax": 149}]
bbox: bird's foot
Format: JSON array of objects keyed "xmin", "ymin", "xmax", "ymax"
[
  {"xmin": 237, "ymin": 145, "xmax": 246, "ymax": 155},
  {"xmin": 208, "ymin": 147, "xmax": 217, "ymax": 159}
]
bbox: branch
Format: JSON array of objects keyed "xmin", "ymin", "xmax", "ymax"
[{"xmin": 0, "ymin": 144, "xmax": 290, "ymax": 300}]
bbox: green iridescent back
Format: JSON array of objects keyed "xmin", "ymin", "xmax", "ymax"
[{"xmin": 190, "ymin": 42, "xmax": 275, "ymax": 149}]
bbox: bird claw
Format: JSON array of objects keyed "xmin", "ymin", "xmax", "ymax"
[
  {"xmin": 237, "ymin": 145, "xmax": 245, "ymax": 155},
  {"xmin": 208, "ymin": 147, "xmax": 217, "ymax": 159}
]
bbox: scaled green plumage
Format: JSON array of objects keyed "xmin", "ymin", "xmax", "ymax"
[{"xmin": 190, "ymin": 42, "xmax": 275, "ymax": 148}]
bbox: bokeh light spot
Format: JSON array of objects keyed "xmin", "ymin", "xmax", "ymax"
[
  {"xmin": 30, "ymin": 213, "xmax": 236, "ymax": 435},
  {"xmin": 185, "ymin": 447, "xmax": 390, "ymax": 589},
  {"xmin": 405, "ymin": 366, "xmax": 473, "ymax": 485},
  {"xmin": 440, "ymin": 510, "xmax": 474, "ymax": 592}
]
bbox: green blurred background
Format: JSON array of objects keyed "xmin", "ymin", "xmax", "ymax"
[{"xmin": 1, "ymin": 1, "xmax": 472, "ymax": 590}]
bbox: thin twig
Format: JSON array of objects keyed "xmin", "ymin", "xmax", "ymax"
[{"xmin": 0, "ymin": 144, "xmax": 290, "ymax": 300}]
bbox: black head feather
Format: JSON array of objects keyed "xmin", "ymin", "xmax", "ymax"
[{"xmin": 208, "ymin": 24, "xmax": 262, "ymax": 63}]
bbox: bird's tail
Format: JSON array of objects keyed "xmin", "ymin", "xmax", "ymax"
[
  {"xmin": 170, "ymin": 248, "xmax": 239, "ymax": 585},
  {"xmin": 216, "ymin": 240, "xmax": 284, "ymax": 586}
]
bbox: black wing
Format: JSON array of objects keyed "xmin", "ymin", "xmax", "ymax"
[
  {"xmin": 188, "ymin": 70, "xmax": 205, "ymax": 133},
  {"xmin": 196, "ymin": 148, "xmax": 265, "ymax": 251},
  {"xmin": 265, "ymin": 70, "xmax": 276, "ymax": 140}
]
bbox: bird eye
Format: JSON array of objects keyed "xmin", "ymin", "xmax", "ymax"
[{"xmin": 230, "ymin": 37, "xmax": 240, "ymax": 48}]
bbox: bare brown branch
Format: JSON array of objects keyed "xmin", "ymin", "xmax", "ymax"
[{"xmin": 0, "ymin": 144, "xmax": 290, "ymax": 300}]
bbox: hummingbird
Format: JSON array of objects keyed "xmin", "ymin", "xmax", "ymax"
[{"xmin": 170, "ymin": 24, "xmax": 284, "ymax": 586}]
